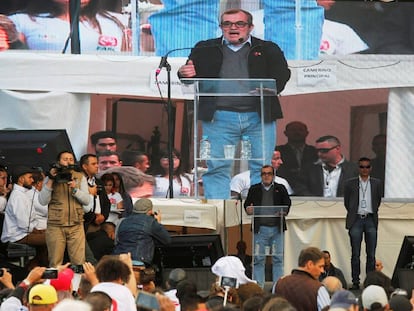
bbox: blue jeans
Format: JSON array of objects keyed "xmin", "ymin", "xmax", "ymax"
[
  {"xmin": 253, "ymin": 226, "xmax": 284, "ymax": 288},
  {"xmin": 349, "ymin": 215, "xmax": 377, "ymax": 285},
  {"xmin": 148, "ymin": 0, "xmax": 219, "ymax": 57},
  {"xmin": 202, "ymin": 110, "xmax": 276, "ymax": 199},
  {"xmin": 263, "ymin": 0, "xmax": 324, "ymax": 60}
]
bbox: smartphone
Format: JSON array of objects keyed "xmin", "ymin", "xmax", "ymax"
[
  {"xmin": 136, "ymin": 291, "xmax": 160, "ymax": 310},
  {"xmin": 42, "ymin": 268, "xmax": 58, "ymax": 279},
  {"xmin": 69, "ymin": 264, "xmax": 84, "ymax": 274},
  {"xmin": 131, "ymin": 260, "xmax": 145, "ymax": 267},
  {"xmin": 219, "ymin": 276, "xmax": 239, "ymax": 288}
]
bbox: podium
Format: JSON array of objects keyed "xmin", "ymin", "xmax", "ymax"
[
  {"xmin": 252, "ymin": 205, "xmax": 288, "ymax": 285},
  {"xmin": 181, "ymin": 78, "xmax": 277, "ymax": 198}
]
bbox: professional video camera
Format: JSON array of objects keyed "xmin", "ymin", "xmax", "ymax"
[{"xmin": 49, "ymin": 163, "xmax": 79, "ymax": 183}]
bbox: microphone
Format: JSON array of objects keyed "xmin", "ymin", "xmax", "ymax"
[
  {"xmin": 155, "ymin": 44, "xmax": 221, "ymax": 76},
  {"xmin": 155, "ymin": 47, "xmax": 194, "ymax": 76},
  {"xmin": 238, "ymin": 37, "xmax": 244, "ymax": 43}
]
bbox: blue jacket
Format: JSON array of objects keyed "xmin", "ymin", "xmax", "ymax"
[{"xmin": 114, "ymin": 213, "xmax": 171, "ymax": 264}]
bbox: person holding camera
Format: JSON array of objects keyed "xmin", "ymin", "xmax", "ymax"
[
  {"xmin": 80, "ymin": 154, "xmax": 110, "ymax": 233},
  {"xmin": 39, "ymin": 151, "xmax": 90, "ymax": 267},
  {"xmin": 113, "ymin": 198, "xmax": 171, "ymax": 265}
]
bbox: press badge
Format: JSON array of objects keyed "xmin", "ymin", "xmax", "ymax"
[{"xmin": 361, "ymin": 200, "xmax": 367, "ymax": 209}]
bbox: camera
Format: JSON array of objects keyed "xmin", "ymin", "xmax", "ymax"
[
  {"xmin": 49, "ymin": 163, "xmax": 77, "ymax": 183},
  {"xmin": 219, "ymin": 276, "xmax": 239, "ymax": 288},
  {"xmin": 42, "ymin": 268, "xmax": 58, "ymax": 279},
  {"xmin": 69, "ymin": 264, "xmax": 84, "ymax": 274}
]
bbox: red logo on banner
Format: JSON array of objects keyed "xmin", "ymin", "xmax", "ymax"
[{"xmin": 98, "ymin": 35, "xmax": 118, "ymax": 47}]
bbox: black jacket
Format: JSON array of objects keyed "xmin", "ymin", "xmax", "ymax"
[
  {"xmin": 180, "ymin": 36, "xmax": 291, "ymax": 122},
  {"xmin": 244, "ymin": 182, "xmax": 291, "ymax": 232}
]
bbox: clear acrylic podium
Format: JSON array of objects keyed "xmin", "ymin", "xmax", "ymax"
[
  {"xmin": 181, "ymin": 78, "xmax": 277, "ymax": 198},
  {"xmin": 252, "ymin": 205, "xmax": 288, "ymax": 283}
]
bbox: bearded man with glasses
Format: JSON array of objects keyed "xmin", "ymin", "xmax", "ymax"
[
  {"xmin": 296, "ymin": 135, "xmax": 358, "ymax": 197},
  {"xmin": 244, "ymin": 165, "xmax": 291, "ymax": 288}
]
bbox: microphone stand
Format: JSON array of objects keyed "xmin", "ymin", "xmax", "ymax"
[
  {"xmin": 239, "ymin": 194, "xmax": 243, "ymax": 242},
  {"xmin": 164, "ymin": 59, "xmax": 174, "ymax": 198}
]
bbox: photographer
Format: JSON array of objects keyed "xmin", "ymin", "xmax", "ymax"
[
  {"xmin": 39, "ymin": 151, "xmax": 90, "ymax": 267},
  {"xmin": 79, "ymin": 154, "xmax": 110, "ymax": 233}
]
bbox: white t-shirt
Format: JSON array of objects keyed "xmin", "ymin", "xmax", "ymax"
[
  {"xmin": 230, "ymin": 170, "xmax": 293, "ymax": 198},
  {"xmin": 154, "ymin": 175, "xmax": 191, "ymax": 198},
  {"xmin": 107, "ymin": 192, "xmax": 123, "ymax": 226},
  {"xmin": 9, "ymin": 12, "xmax": 128, "ymax": 53},
  {"xmin": 91, "ymin": 282, "xmax": 136, "ymax": 311}
]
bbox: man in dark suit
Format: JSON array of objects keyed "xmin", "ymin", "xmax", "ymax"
[
  {"xmin": 344, "ymin": 157, "xmax": 383, "ymax": 290},
  {"xmin": 276, "ymin": 121, "xmax": 318, "ymax": 192},
  {"xmin": 244, "ymin": 165, "xmax": 291, "ymax": 288},
  {"xmin": 295, "ymin": 135, "xmax": 358, "ymax": 197}
]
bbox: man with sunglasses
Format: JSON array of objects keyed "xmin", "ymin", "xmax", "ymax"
[
  {"xmin": 244, "ymin": 165, "xmax": 291, "ymax": 288},
  {"xmin": 296, "ymin": 135, "xmax": 358, "ymax": 197},
  {"xmin": 344, "ymin": 157, "xmax": 383, "ymax": 290},
  {"xmin": 178, "ymin": 9, "xmax": 291, "ymax": 199}
]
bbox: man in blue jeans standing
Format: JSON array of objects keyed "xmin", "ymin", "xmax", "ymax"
[
  {"xmin": 178, "ymin": 9, "xmax": 290, "ymax": 199},
  {"xmin": 244, "ymin": 165, "xmax": 291, "ymax": 288},
  {"xmin": 344, "ymin": 157, "xmax": 383, "ymax": 290}
]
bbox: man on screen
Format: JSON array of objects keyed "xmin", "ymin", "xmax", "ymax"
[{"xmin": 178, "ymin": 8, "xmax": 290, "ymax": 199}]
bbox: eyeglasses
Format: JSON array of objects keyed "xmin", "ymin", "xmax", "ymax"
[
  {"xmin": 316, "ymin": 146, "xmax": 338, "ymax": 153},
  {"xmin": 359, "ymin": 165, "xmax": 371, "ymax": 169},
  {"xmin": 220, "ymin": 21, "xmax": 250, "ymax": 29},
  {"xmin": 261, "ymin": 172, "xmax": 273, "ymax": 176}
]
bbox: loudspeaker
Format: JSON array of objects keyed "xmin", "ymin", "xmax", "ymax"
[
  {"xmin": 154, "ymin": 234, "xmax": 224, "ymax": 291},
  {"xmin": 0, "ymin": 130, "xmax": 74, "ymax": 172},
  {"xmin": 392, "ymin": 236, "xmax": 414, "ymax": 289}
]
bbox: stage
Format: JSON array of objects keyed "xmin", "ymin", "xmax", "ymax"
[{"xmin": 150, "ymin": 197, "xmax": 414, "ymax": 286}]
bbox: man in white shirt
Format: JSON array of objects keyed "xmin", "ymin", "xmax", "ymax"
[
  {"xmin": 1, "ymin": 166, "xmax": 47, "ymax": 265},
  {"xmin": 231, "ymin": 150, "xmax": 293, "ymax": 198}
]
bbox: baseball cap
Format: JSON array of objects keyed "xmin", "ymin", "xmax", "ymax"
[
  {"xmin": 362, "ymin": 285, "xmax": 388, "ymax": 310},
  {"xmin": 133, "ymin": 198, "xmax": 153, "ymax": 214},
  {"xmin": 50, "ymin": 268, "xmax": 74, "ymax": 291},
  {"xmin": 389, "ymin": 295, "xmax": 413, "ymax": 311},
  {"xmin": 168, "ymin": 268, "xmax": 186, "ymax": 283},
  {"xmin": 211, "ymin": 256, "xmax": 255, "ymax": 285},
  {"xmin": 29, "ymin": 284, "xmax": 58, "ymax": 305},
  {"xmin": 330, "ymin": 290, "xmax": 358, "ymax": 310}
]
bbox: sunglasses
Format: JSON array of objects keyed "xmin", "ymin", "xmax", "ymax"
[
  {"xmin": 359, "ymin": 165, "xmax": 371, "ymax": 169},
  {"xmin": 316, "ymin": 145, "xmax": 338, "ymax": 153}
]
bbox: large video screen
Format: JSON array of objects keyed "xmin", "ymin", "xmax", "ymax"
[{"xmin": 0, "ymin": 1, "xmax": 412, "ymax": 58}]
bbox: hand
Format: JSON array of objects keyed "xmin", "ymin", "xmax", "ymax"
[
  {"xmin": 26, "ymin": 266, "xmax": 47, "ymax": 285},
  {"xmin": 56, "ymin": 262, "xmax": 71, "ymax": 272},
  {"xmin": 82, "ymin": 262, "xmax": 98, "ymax": 286},
  {"xmin": 156, "ymin": 293, "xmax": 176, "ymax": 311},
  {"xmin": 94, "ymin": 213, "xmax": 105, "ymax": 225},
  {"xmin": 246, "ymin": 204, "xmax": 254, "ymax": 215},
  {"xmin": 119, "ymin": 253, "xmax": 133, "ymax": 269},
  {"xmin": 153, "ymin": 210, "xmax": 161, "ymax": 223},
  {"xmin": 88, "ymin": 185, "xmax": 98, "ymax": 196},
  {"xmin": 0, "ymin": 268, "xmax": 14, "ymax": 289},
  {"xmin": 178, "ymin": 59, "xmax": 196, "ymax": 78},
  {"xmin": 67, "ymin": 178, "xmax": 78, "ymax": 190}
]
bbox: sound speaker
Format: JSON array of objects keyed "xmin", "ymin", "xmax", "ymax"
[
  {"xmin": 154, "ymin": 234, "xmax": 224, "ymax": 290},
  {"xmin": 392, "ymin": 236, "xmax": 414, "ymax": 289},
  {"xmin": 0, "ymin": 130, "xmax": 74, "ymax": 172}
]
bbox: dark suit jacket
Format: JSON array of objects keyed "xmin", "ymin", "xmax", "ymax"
[
  {"xmin": 344, "ymin": 176, "xmax": 383, "ymax": 230},
  {"xmin": 276, "ymin": 144, "xmax": 318, "ymax": 189},
  {"xmin": 295, "ymin": 160, "xmax": 359, "ymax": 197},
  {"xmin": 244, "ymin": 182, "xmax": 291, "ymax": 232}
]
